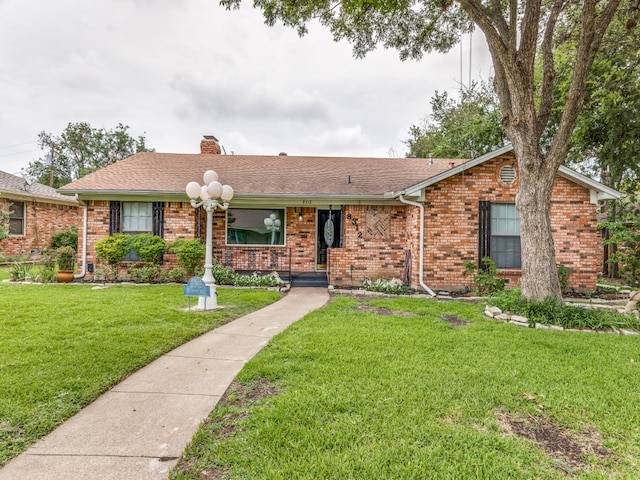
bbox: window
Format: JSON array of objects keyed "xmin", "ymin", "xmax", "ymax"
[
  {"xmin": 9, "ymin": 201, "xmax": 25, "ymax": 235},
  {"xmin": 122, "ymin": 202, "xmax": 153, "ymax": 234},
  {"xmin": 108, "ymin": 201, "xmax": 164, "ymax": 261},
  {"xmin": 227, "ymin": 208, "xmax": 285, "ymax": 245},
  {"xmin": 479, "ymin": 202, "xmax": 521, "ymax": 269},
  {"xmin": 490, "ymin": 203, "xmax": 521, "ymax": 268}
]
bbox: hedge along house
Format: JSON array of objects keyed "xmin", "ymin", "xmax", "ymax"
[
  {"xmin": 0, "ymin": 170, "xmax": 80, "ymax": 258},
  {"xmin": 58, "ymin": 136, "xmax": 621, "ymax": 291}
]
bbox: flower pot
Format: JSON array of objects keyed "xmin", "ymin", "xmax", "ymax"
[{"xmin": 57, "ymin": 270, "xmax": 75, "ymax": 283}]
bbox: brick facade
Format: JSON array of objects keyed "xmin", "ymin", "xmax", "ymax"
[
  {"xmin": 0, "ymin": 197, "xmax": 79, "ymax": 258},
  {"xmin": 78, "ymin": 154, "xmax": 603, "ymax": 290}
]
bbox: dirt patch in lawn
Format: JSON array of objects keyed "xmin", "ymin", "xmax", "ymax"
[
  {"xmin": 173, "ymin": 378, "xmax": 280, "ymax": 479},
  {"xmin": 441, "ymin": 314, "xmax": 470, "ymax": 326},
  {"xmin": 496, "ymin": 411, "xmax": 611, "ymax": 474}
]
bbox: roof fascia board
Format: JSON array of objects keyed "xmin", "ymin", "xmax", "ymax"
[
  {"xmin": 70, "ymin": 192, "xmax": 403, "ymax": 207},
  {"xmin": 0, "ymin": 190, "xmax": 79, "ymax": 206},
  {"xmin": 557, "ymin": 166, "xmax": 623, "ymax": 200},
  {"xmin": 400, "ymin": 144, "xmax": 515, "ymax": 197}
]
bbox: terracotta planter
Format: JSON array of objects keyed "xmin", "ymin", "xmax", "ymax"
[{"xmin": 57, "ymin": 270, "xmax": 75, "ymax": 283}]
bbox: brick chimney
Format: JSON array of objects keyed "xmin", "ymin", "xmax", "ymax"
[{"xmin": 200, "ymin": 135, "xmax": 222, "ymax": 154}]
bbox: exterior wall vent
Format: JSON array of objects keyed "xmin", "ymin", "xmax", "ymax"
[{"xmin": 499, "ymin": 165, "xmax": 516, "ymax": 184}]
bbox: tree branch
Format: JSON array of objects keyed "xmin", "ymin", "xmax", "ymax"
[{"xmin": 536, "ymin": 0, "xmax": 566, "ymax": 136}]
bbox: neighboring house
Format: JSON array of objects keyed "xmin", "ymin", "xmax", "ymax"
[
  {"xmin": 0, "ymin": 170, "xmax": 80, "ymax": 258},
  {"xmin": 58, "ymin": 136, "xmax": 621, "ymax": 291}
]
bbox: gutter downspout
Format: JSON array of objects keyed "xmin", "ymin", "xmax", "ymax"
[
  {"xmin": 398, "ymin": 194, "xmax": 436, "ymax": 297},
  {"xmin": 74, "ymin": 197, "xmax": 88, "ymax": 279}
]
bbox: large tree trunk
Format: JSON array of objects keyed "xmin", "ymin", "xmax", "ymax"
[{"xmin": 515, "ymin": 148, "xmax": 563, "ymax": 301}]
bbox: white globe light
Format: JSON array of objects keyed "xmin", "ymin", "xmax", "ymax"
[
  {"xmin": 207, "ymin": 181, "xmax": 223, "ymax": 199},
  {"xmin": 274, "ymin": 219, "xmax": 281, "ymax": 227},
  {"xmin": 200, "ymin": 185, "xmax": 210, "ymax": 200},
  {"xmin": 186, "ymin": 181, "xmax": 201, "ymax": 199},
  {"xmin": 203, "ymin": 170, "xmax": 218, "ymax": 184},
  {"xmin": 270, "ymin": 213, "xmax": 276, "ymax": 220},
  {"xmin": 220, "ymin": 185, "xmax": 234, "ymax": 202},
  {"xmin": 264, "ymin": 217, "xmax": 273, "ymax": 226}
]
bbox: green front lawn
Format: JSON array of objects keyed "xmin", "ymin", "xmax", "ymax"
[
  {"xmin": 173, "ymin": 295, "xmax": 640, "ymax": 479},
  {"xmin": 0, "ymin": 282, "xmax": 281, "ymax": 466}
]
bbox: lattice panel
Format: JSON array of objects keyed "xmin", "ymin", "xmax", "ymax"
[{"xmin": 363, "ymin": 207, "xmax": 390, "ymax": 240}]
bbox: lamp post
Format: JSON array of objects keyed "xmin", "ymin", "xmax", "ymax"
[
  {"xmin": 186, "ymin": 170, "xmax": 234, "ymax": 310},
  {"xmin": 263, "ymin": 213, "xmax": 281, "ymax": 245}
]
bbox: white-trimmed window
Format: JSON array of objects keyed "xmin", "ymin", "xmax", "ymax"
[
  {"xmin": 490, "ymin": 203, "xmax": 521, "ymax": 269},
  {"xmin": 9, "ymin": 201, "xmax": 25, "ymax": 236},
  {"xmin": 122, "ymin": 202, "xmax": 153, "ymax": 234},
  {"xmin": 227, "ymin": 208, "xmax": 285, "ymax": 246}
]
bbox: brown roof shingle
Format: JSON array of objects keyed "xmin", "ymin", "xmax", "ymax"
[
  {"xmin": 0, "ymin": 170, "xmax": 78, "ymax": 204},
  {"xmin": 59, "ymin": 152, "xmax": 468, "ymax": 197}
]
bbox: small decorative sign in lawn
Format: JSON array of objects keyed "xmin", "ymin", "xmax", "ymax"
[{"xmin": 183, "ymin": 277, "xmax": 212, "ymax": 310}]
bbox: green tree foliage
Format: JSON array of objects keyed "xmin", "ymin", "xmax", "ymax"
[
  {"xmin": 547, "ymin": 16, "xmax": 640, "ymax": 194},
  {"xmin": 601, "ymin": 193, "xmax": 640, "ymax": 286},
  {"xmin": 0, "ymin": 203, "xmax": 9, "ymax": 242},
  {"xmin": 221, "ymin": 0, "xmax": 635, "ymax": 300},
  {"xmin": 27, "ymin": 122, "xmax": 153, "ymax": 188},
  {"xmin": 406, "ymin": 80, "xmax": 507, "ymax": 158}
]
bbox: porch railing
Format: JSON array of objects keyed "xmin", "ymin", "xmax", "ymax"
[{"xmin": 212, "ymin": 247, "xmax": 292, "ymax": 280}]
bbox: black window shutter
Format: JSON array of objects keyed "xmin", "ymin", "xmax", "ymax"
[
  {"xmin": 109, "ymin": 201, "xmax": 121, "ymax": 235},
  {"xmin": 478, "ymin": 201, "xmax": 491, "ymax": 270},
  {"xmin": 152, "ymin": 202, "xmax": 165, "ymax": 237}
]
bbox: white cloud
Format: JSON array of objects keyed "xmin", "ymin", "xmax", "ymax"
[{"xmin": 0, "ymin": 0, "xmax": 492, "ymax": 175}]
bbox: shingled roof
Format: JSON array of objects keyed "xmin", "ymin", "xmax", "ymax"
[
  {"xmin": 0, "ymin": 170, "xmax": 78, "ymax": 205},
  {"xmin": 58, "ymin": 152, "xmax": 468, "ymax": 199}
]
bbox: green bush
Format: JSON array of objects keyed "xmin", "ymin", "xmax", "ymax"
[
  {"xmin": 212, "ymin": 262, "xmax": 237, "ymax": 285},
  {"xmin": 130, "ymin": 234, "xmax": 166, "ymax": 265},
  {"xmin": 95, "ymin": 234, "xmax": 131, "ymax": 280},
  {"xmin": 8, "ymin": 263, "xmax": 33, "ymax": 281},
  {"xmin": 128, "ymin": 263, "xmax": 161, "ymax": 283},
  {"xmin": 169, "ymin": 239, "xmax": 205, "ymax": 276},
  {"xmin": 233, "ymin": 271, "xmax": 283, "ymax": 287},
  {"xmin": 361, "ymin": 277, "xmax": 410, "ymax": 294},
  {"xmin": 55, "ymin": 245, "xmax": 76, "ymax": 271},
  {"xmin": 462, "ymin": 257, "xmax": 506, "ymax": 295},
  {"xmin": 557, "ymin": 263, "xmax": 572, "ymax": 293},
  {"xmin": 50, "ymin": 226, "xmax": 78, "ymax": 251},
  {"xmin": 489, "ymin": 288, "xmax": 640, "ymax": 331},
  {"xmin": 161, "ymin": 267, "xmax": 187, "ymax": 283}
]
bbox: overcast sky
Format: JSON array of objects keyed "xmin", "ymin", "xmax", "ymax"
[{"xmin": 0, "ymin": 0, "xmax": 492, "ymax": 177}]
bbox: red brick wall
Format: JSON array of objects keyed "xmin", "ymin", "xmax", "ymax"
[
  {"xmin": 0, "ymin": 197, "xmax": 79, "ymax": 258},
  {"xmin": 328, "ymin": 205, "xmax": 409, "ymax": 286},
  {"xmin": 416, "ymin": 155, "xmax": 600, "ymax": 290}
]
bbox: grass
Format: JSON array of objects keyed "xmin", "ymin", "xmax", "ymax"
[
  {"xmin": 173, "ymin": 295, "xmax": 640, "ymax": 479},
  {"xmin": 0, "ymin": 281, "xmax": 281, "ymax": 466}
]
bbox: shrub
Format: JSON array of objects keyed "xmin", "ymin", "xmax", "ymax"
[
  {"xmin": 462, "ymin": 257, "xmax": 506, "ymax": 295},
  {"xmin": 37, "ymin": 249, "xmax": 57, "ymax": 283},
  {"xmin": 362, "ymin": 277, "xmax": 410, "ymax": 295},
  {"xmin": 130, "ymin": 234, "xmax": 166, "ymax": 265},
  {"xmin": 9, "ymin": 262, "xmax": 33, "ymax": 281},
  {"xmin": 50, "ymin": 226, "xmax": 78, "ymax": 251},
  {"xmin": 55, "ymin": 246, "xmax": 76, "ymax": 271},
  {"xmin": 95, "ymin": 234, "xmax": 131, "ymax": 267},
  {"xmin": 128, "ymin": 263, "xmax": 161, "ymax": 283},
  {"xmin": 212, "ymin": 262, "xmax": 237, "ymax": 285},
  {"xmin": 233, "ymin": 271, "xmax": 283, "ymax": 287},
  {"xmin": 557, "ymin": 263, "xmax": 572, "ymax": 293},
  {"xmin": 489, "ymin": 288, "xmax": 640, "ymax": 331},
  {"xmin": 161, "ymin": 267, "xmax": 187, "ymax": 283},
  {"xmin": 169, "ymin": 239, "xmax": 205, "ymax": 276}
]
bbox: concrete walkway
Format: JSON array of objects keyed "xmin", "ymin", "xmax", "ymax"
[{"xmin": 0, "ymin": 287, "xmax": 330, "ymax": 480}]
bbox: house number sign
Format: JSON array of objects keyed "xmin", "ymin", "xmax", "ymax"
[{"xmin": 347, "ymin": 212, "xmax": 363, "ymax": 238}]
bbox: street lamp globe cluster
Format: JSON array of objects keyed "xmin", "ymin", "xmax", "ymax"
[{"xmin": 185, "ymin": 170, "xmax": 234, "ymax": 310}]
